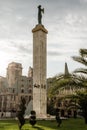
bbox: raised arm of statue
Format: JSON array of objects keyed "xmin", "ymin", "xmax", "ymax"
[{"xmin": 38, "ymin": 5, "xmax": 44, "ymax": 24}]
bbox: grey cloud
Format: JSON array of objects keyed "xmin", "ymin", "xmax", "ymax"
[
  {"xmin": 0, "ymin": 0, "xmax": 87, "ymax": 77},
  {"xmin": 44, "ymin": 0, "xmax": 87, "ymax": 25},
  {"xmin": 17, "ymin": 45, "xmax": 32, "ymax": 54},
  {"xmin": 10, "ymin": 41, "xmax": 32, "ymax": 54},
  {"xmin": 0, "ymin": 0, "xmax": 87, "ymax": 41},
  {"xmin": 47, "ymin": 50, "xmax": 62, "ymax": 56},
  {"xmin": 0, "ymin": 40, "xmax": 32, "ymax": 56}
]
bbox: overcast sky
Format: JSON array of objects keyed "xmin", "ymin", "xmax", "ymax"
[{"xmin": 0, "ymin": 0, "xmax": 87, "ymax": 78}]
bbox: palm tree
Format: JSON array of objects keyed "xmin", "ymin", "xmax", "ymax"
[
  {"xmin": 48, "ymin": 62, "xmax": 85, "ymax": 98},
  {"xmin": 72, "ymin": 49, "xmax": 87, "ymax": 74},
  {"xmin": 47, "ymin": 49, "xmax": 87, "ymax": 120},
  {"xmin": 75, "ymin": 90, "xmax": 87, "ymax": 124},
  {"xmin": 71, "ymin": 48, "xmax": 87, "ymax": 124},
  {"xmin": 47, "ymin": 63, "xmax": 81, "ymax": 116}
]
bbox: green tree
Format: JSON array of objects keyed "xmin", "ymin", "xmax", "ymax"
[
  {"xmin": 47, "ymin": 49, "xmax": 87, "ymax": 120},
  {"xmin": 17, "ymin": 97, "xmax": 26, "ymax": 130},
  {"xmin": 72, "ymin": 48, "xmax": 87, "ymax": 123},
  {"xmin": 71, "ymin": 91, "xmax": 87, "ymax": 124},
  {"xmin": 72, "ymin": 49, "xmax": 87, "ymax": 74}
]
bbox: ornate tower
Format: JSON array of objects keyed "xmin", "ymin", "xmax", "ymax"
[
  {"xmin": 32, "ymin": 5, "xmax": 48, "ymax": 117},
  {"xmin": 64, "ymin": 62, "xmax": 69, "ymax": 77},
  {"xmin": 7, "ymin": 62, "xmax": 22, "ymax": 87}
]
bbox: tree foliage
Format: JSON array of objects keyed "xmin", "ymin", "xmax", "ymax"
[
  {"xmin": 72, "ymin": 48, "xmax": 87, "ymax": 74},
  {"xmin": 47, "ymin": 48, "xmax": 87, "ymax": 122},
  {"xmin": 17, "ymin": 97, "xmax": 26, "ymax": 130},
  {"xmin": 29, "ymin": 110, "xmax": 36, "ymax": 126},
  {"xmin": 72, "ymin": 91, "xmax": 87, "ymax": 124}
]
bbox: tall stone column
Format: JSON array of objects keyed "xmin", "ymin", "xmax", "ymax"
[{"xmin": 32, "ymin": 24, "xmax": 48, "ymax": 117}]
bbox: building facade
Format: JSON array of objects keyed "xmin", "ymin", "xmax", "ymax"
[{"xmin": 0, "ymin": 62, "xmax": 33, "ymax": 117}]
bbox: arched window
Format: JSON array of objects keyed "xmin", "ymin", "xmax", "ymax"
[
  {"xmin": 29, "ymin": 89, "xmax": 32, "ymax": 93},
  {"xmin": 13, "ymin": 88, "xmax": 15, "ymax": 93},
  {"xmin": 21, "ymin": 89, "xmax": 24, "ymax": 93}
]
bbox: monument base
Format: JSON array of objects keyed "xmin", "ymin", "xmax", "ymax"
[
  {"xmin": 36, "ymin": 113, "xmax": 47, "ymax": 119},
  {"xmin": 36, "ymin": 114, "xmax": 56, "ymax": 121}
]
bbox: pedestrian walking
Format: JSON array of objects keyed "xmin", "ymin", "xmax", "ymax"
[{"xmin": 56, "ymin": 112, "xmax": 62, "ymax": 127}]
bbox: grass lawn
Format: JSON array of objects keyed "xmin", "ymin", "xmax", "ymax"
[{"xmin": 0, "ymin": 118, "xmax": 87, "ymax": 130}]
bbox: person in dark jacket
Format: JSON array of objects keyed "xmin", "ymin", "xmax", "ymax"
[{"xmin": 56, "ymin": 112, "xmax": 62, "ymax": 127}]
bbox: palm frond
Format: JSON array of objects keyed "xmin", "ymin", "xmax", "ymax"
[
  {"xmin": 73, "ymin": 68, "xmax": 87, "ymax": 74},
  {"xmin": 80, "ymin": 49, "xmax": 87, "ymax": 57},
  {"xmin": 71, "ymin": 74, "xmax": 87, "ymax": 82},
  {"xmin": 72, "ymin": 56, "xmax": 87, "ymax": 66},
  {"xmin": 56, "ymin": 73, "xmax": 71, "ymax": 80}
]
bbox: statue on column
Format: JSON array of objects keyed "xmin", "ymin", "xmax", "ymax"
[{"xmin": 38, "ymin": 5, "xmax": 44, "ymax": 24}]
